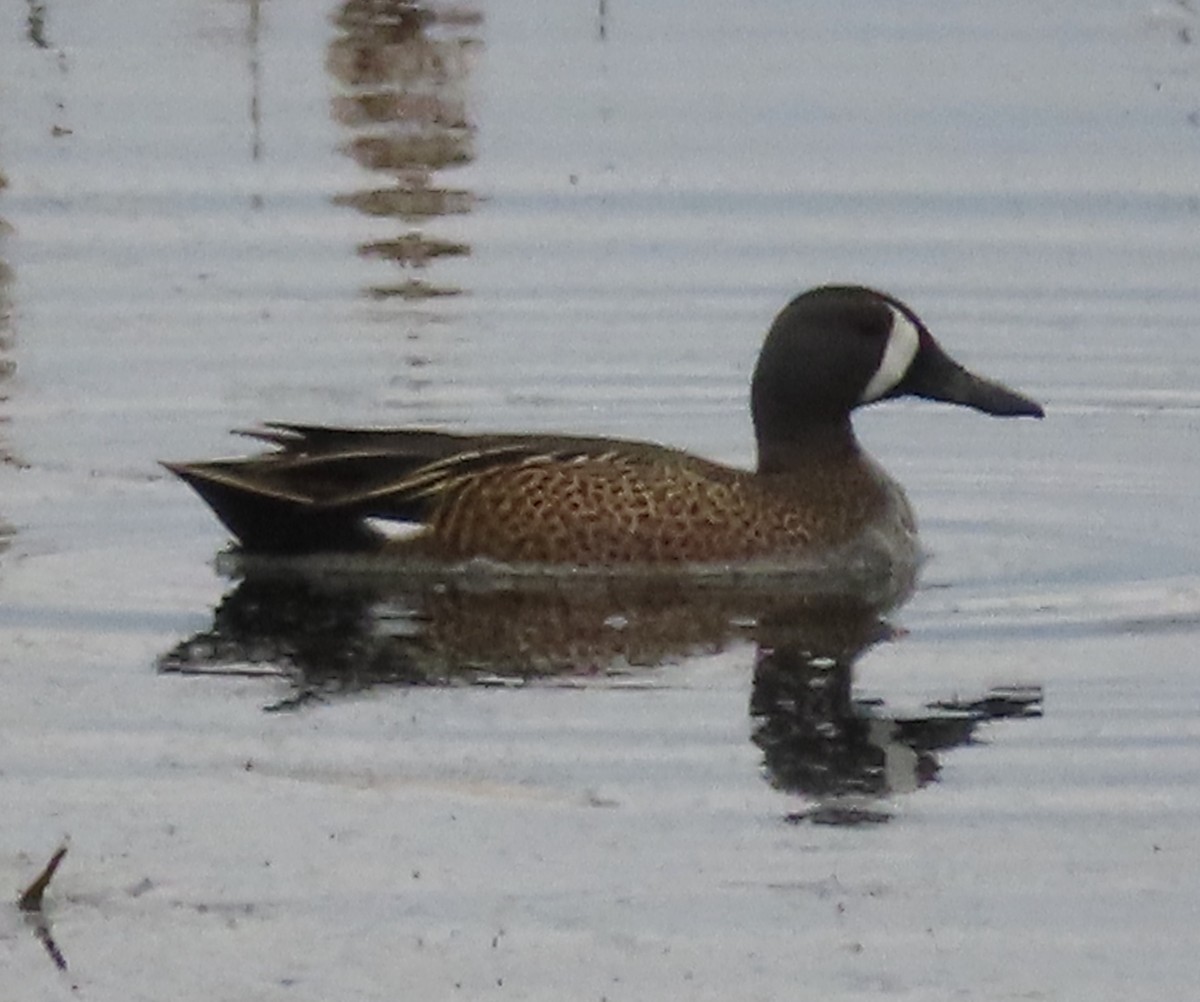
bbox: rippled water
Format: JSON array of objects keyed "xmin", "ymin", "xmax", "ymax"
[{"xmin": 2, "ymin": 1, "xmax": 1199, "ymax": 998}]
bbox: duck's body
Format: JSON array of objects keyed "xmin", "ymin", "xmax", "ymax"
[
  {"xmin": 166, "ymin": 286, "xmax": 1042, "ymax": 566},
  {"xmin": 168, "ymin": 424, "xmax": 914, "ymax": 565}
]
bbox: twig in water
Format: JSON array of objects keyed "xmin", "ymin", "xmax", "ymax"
[{"xmin": 18, "ymin": 843, "xmax": 68, "ymax": 912}]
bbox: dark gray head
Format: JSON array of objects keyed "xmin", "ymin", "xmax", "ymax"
[{"xmin": 751, "ymin": 285, "xmax": 1043, "ymax": 466}]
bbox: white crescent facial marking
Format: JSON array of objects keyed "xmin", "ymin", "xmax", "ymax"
[{"xmin": 859, "ymin": 305, "xmax": 921, "ymax": 403}]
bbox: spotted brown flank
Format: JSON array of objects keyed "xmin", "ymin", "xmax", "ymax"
[{"xmin": 399, "ymin": 447, "xmax": 895, "ymax": 565}]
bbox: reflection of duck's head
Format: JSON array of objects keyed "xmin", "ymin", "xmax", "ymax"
[
  {"xmin": 164, "ymin": 285, "xmax": 1042, "ymax": 574},
  {"xmin": 752, "ymin": 285, "xmax": 1043, "ymax": 472}
]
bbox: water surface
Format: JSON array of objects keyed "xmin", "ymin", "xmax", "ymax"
[{"xmin": 2, "ymin": 1, "xmax": 1199, "ymax": 998}]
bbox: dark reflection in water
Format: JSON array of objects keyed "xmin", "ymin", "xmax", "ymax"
[
  {"xmin": 1, "ymin": 168, "xmax": 19, "ymax": 550},
  {"xmin": 161, "ymin": 566, "xmax": 1041, "ymax": 823},
  {"xmin": 751, "ymin": 628, "xmax": 1040, "ymax": 825},
  {"xmin": 164, "ymin": 569, "xmax": 768, "ymax": 690},
  {"xmin": 327, "ymin": 0, "xmax": 482, "ymax": 299},
  {"xmin": 26, "ymin": 0, "xmax": 50, "ymax": 50},
  {"xmin": 246, "ymin": 0, "xmax": 264, "ymax": 171}
]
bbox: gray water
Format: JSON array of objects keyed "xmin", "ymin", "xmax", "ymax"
[{"xmin": 2, "ymin": 1, "xmax": 1199, "ymax": 998}]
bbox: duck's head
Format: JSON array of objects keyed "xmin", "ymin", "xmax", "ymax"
[{"xmin": 751, "ymin": 285, "xmax": 1043, "ymax": 469}]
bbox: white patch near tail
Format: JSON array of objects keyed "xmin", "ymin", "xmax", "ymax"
[
  {"xmin": 363, "ymin": 517, "xmax": 427, "ymax": 543},
  {"xmin": 860, "ymin": 306, "xmax": 921, "ymax": 403}
]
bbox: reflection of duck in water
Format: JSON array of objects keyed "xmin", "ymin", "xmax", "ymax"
[
  {"xmin": 750, "ymin": 609, "xmax": 1042, "ymax": 824},
  {"xmin": 165, "ymin": 286, "xmax": 1042, "ymax": 596},
  {"xmin": 162, "ymin": 570, "xmax": 874, "ymax": 688},
  {"xmin": 160, "ymin": 572, "xmax": 1042, "ymax": 822}
]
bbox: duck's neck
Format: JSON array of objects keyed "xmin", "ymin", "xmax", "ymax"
[{"xmin": 755, "ymin": 418, "xmax": 862, "ymax": 475}]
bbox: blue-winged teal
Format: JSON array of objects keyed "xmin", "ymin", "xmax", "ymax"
[{"xmin": 165, "ymin": 286, "xmax": 1043, "ymax": 565}]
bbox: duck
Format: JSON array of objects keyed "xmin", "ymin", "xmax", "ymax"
[{"xmin": 164, "ymin": 285, "xmax": 1043, "ymax": 568}]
